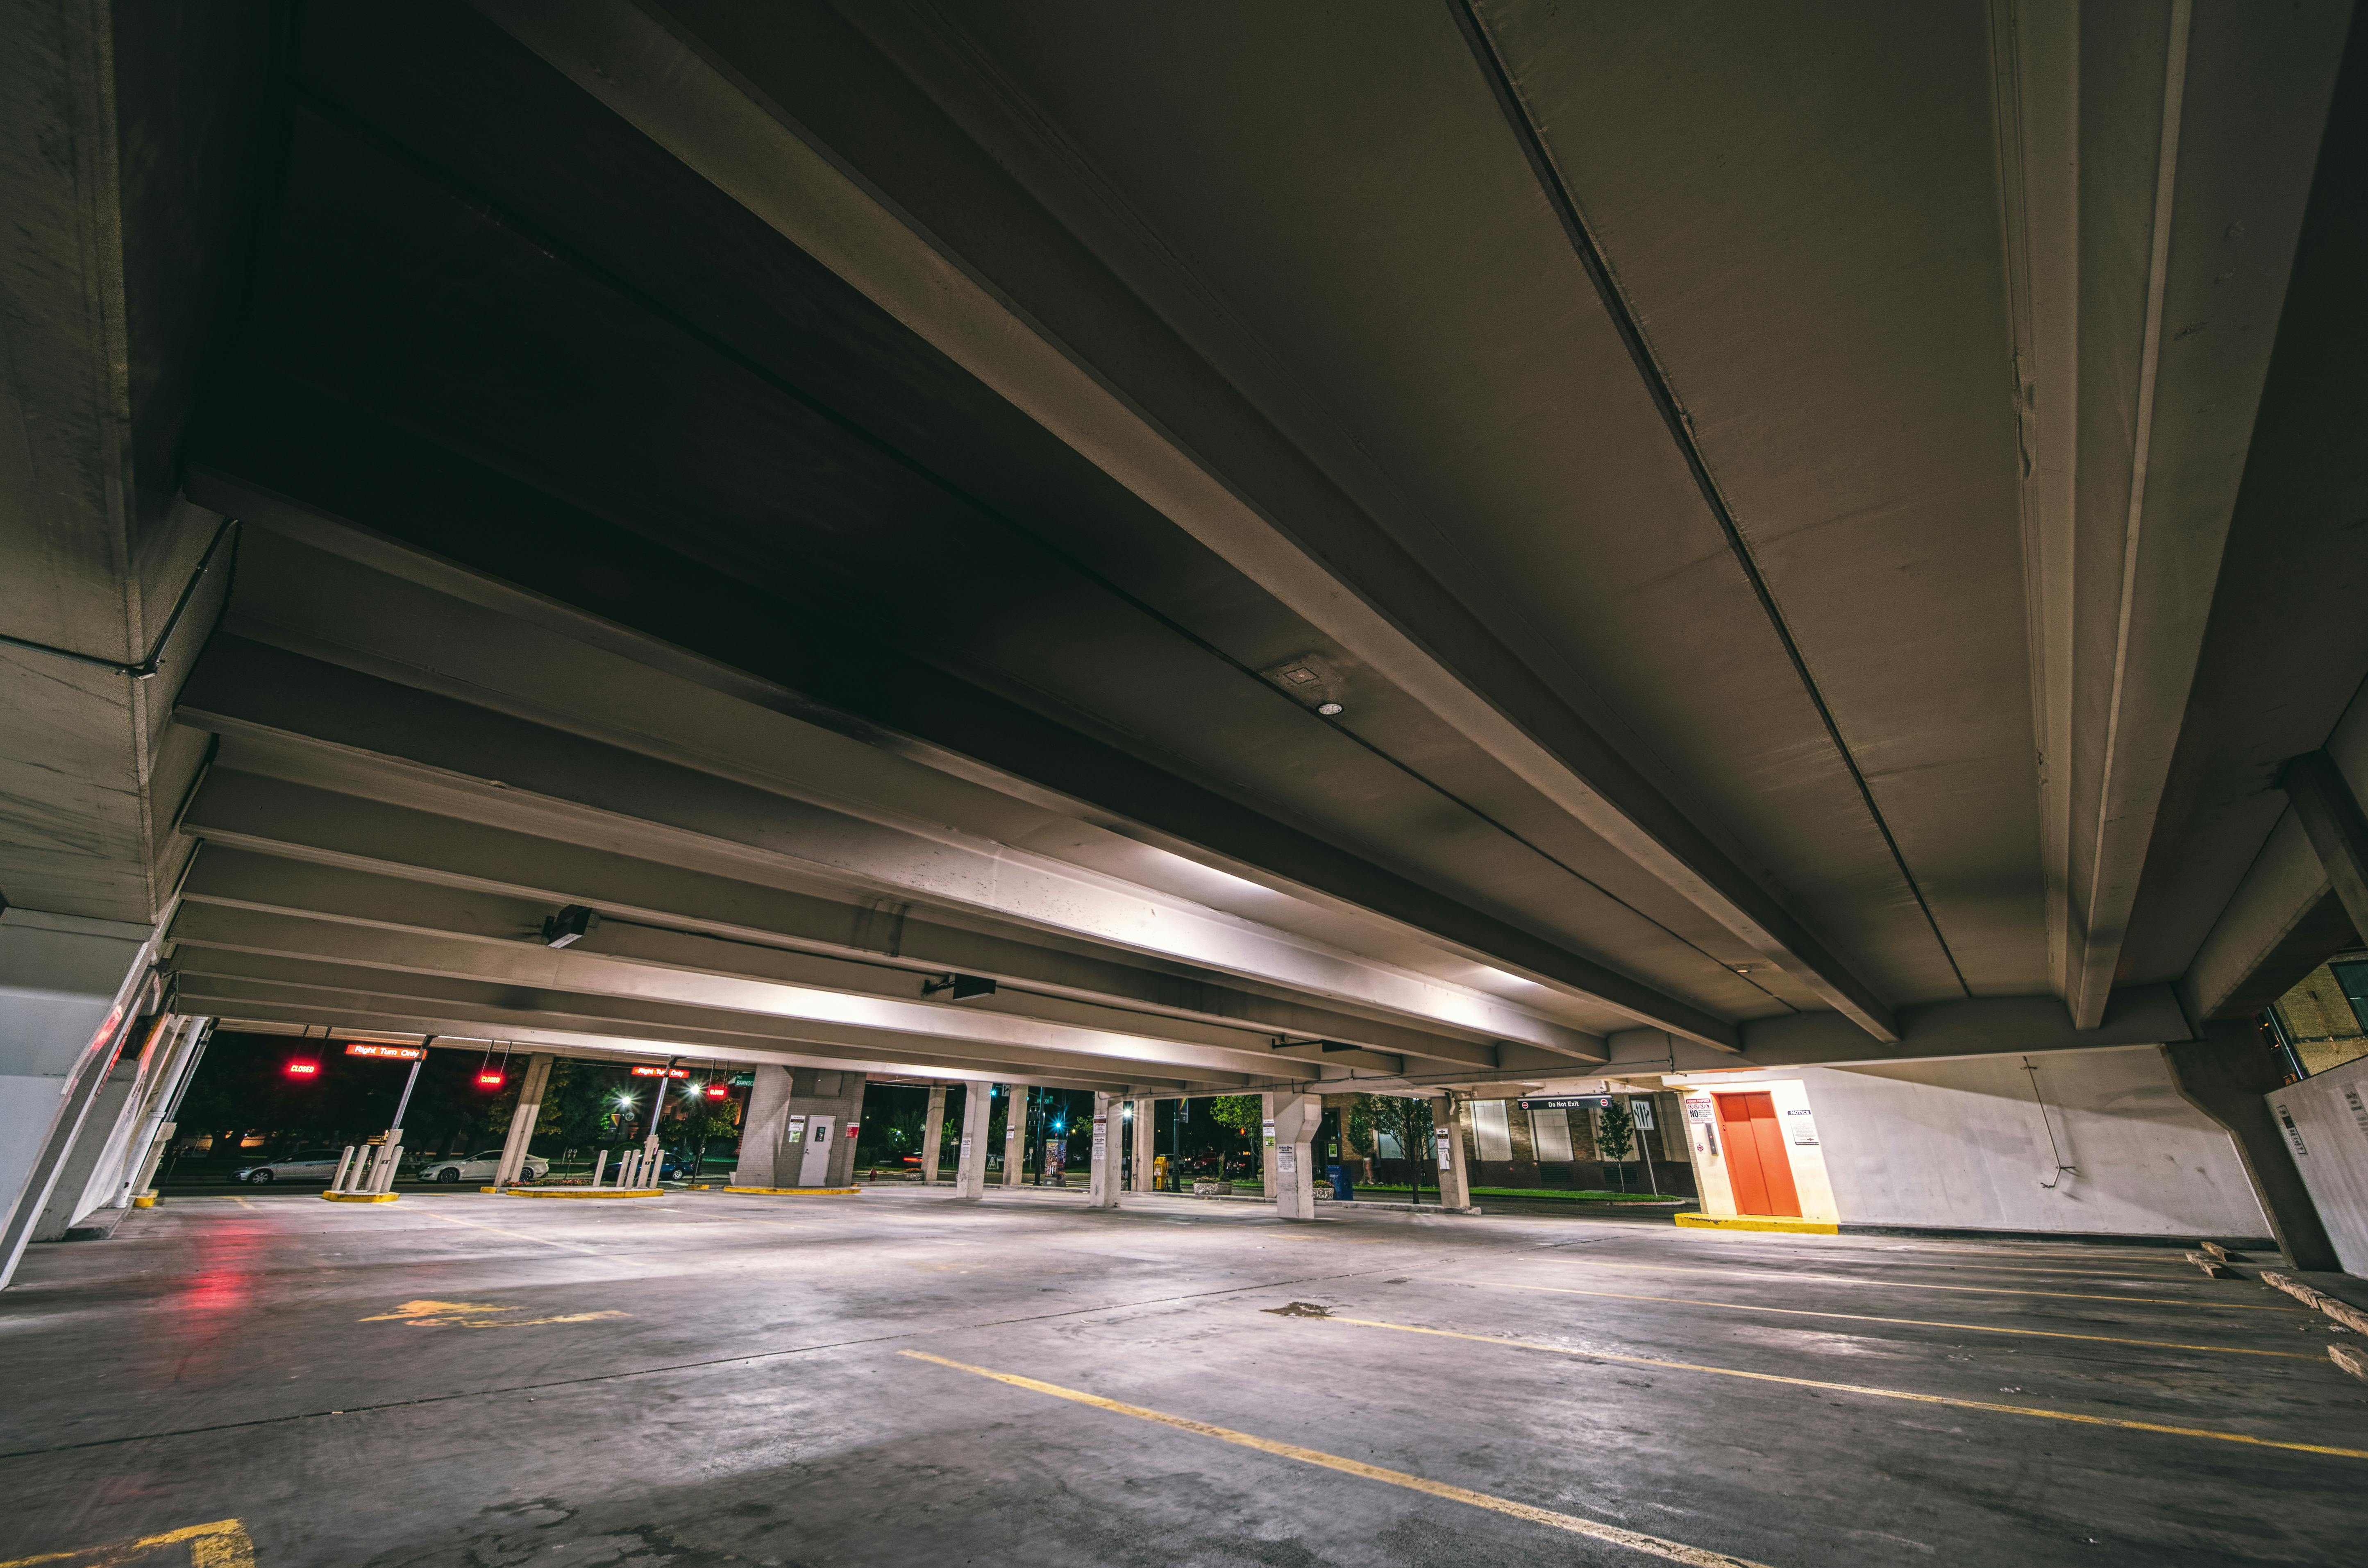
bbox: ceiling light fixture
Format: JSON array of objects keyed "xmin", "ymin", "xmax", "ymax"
[{"xmin": 1317, "ymin": 702, "xmax": 1344, "ymax": 717}]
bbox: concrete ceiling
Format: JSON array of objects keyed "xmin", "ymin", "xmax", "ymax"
[{"xmin": 5, "ymin": 0, "xmax": 2364, "ymax": 1095}]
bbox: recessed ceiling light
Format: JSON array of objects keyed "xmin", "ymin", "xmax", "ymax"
[
  {"xmin": 1317, "ymin": 702, "xmax": 1344, "ymax": 716},
  {"xmin": 1283, "ymin": 666, "xmax": 1317, "ymax": 684}
]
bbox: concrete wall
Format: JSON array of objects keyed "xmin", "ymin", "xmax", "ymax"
[
  {"xmin": 2269, "ymin": 1053, "xmax": 2368, "ymax": 1273},
  {"xmin": 1670, "ymin": 1045, "xmax": 2271, "ymax": 1241}
]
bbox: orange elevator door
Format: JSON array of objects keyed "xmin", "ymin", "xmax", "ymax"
[{"xmin": 1715, "ymin": 1092, "xmax": 1801, "ymax": 1218}]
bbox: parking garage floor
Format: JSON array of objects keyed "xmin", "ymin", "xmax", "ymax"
[{"xmin": 2, "ymin": 1189, "xmax": 2362, "ymax": 1568}]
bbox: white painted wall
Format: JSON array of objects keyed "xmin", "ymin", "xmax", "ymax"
[
  {"xmin": 1669, "ymin": 1045, "xmax": 2269, "ymax": 1240},
  {"xmin": 2269, "ymin": 1053, "xmax": 2368, "ymax": 1274}
]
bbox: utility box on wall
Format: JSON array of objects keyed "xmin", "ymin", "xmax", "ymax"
[{"xmin": 2267, "ymin": 1053, "xmax": 2368, "ymax": 1275}]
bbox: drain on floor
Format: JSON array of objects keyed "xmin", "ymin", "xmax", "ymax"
[{"xmin": 1263, "ymin": 1301, "xmax": 1332, "ymax": 1318}]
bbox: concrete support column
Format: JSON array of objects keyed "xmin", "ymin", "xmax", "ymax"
[
  {"xmin": 732, "ymin": 1066, "xmax": 794, "ymax": 1188},
  {"xmin": 1265, "ymin": 1091, "xmax": 1323, "ymax": 1220},
  {"xmin": 1001, "ymin": 1084, "xmax": 1026, "ymax": 1186},
  {"xmin": 920, "ymin": 1084, "xmax": 947, "ymax": 1185},
  {"xmin": 115, "ymin": 1017, "xmax": 211, "ymax": 1207},
  {"xmin": 2164, "ymin": 1029, "xmax": 2338, "ymax": 1269},
  {"xmin": 29, "ymin": 1023, "xmax": 155, "ymax": 1241},
  {"xmin": 493, "ymin": 1054, "xmax": 556, "ymax": 1187},
  {"xmin": 0, "ymin": 910, "xmax": 157, "ymax": 1289},
  {"xmin": 1130, "ymin": 1097, "xmax": 1157, "ymax": 1192},
  {"xmin": 1085, "ymin": 1091, "xmax": 1120, "ymax": 1209},
  {"xmin": 952, "ymin": 1082, "xmax": 992, "ymax": 1199},
  {"xmin": 1431, "ymin": 1095, "xmax": 1474, "ymax": 1212}
]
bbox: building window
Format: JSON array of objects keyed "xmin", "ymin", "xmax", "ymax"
[
  {"xmin": 1529, "ymin": 1107, "xmax": 1573, "ymax": 1163},
  {"xmin": 1471, "ymin": 1100, "xmax": 1513, "ymax": 1163}
]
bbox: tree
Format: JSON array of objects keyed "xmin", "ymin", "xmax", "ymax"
[
  {"xmin": 1208, "ymin": 1095, "xmax": 1261, "ymax": 1180},
  {"xmin": 1353, "ymin": 1094, "xmax": 1432, "ymax": 1201},
  {"xmin": 1596, "ymin": 1099, "xmax": 1636, "ymax": 1191}
]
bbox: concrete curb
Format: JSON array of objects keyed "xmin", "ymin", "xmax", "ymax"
[
  {"xmin": 720, "ymin": 1186, "xmax": 862, "ymax": 1196},
  {"xmin": 484, "ymin": 1187, "xmax": 664, "ymax": 1199},
  {"xmin": 321, "ymin": 1191, "xmax": 399, "ymax": 1204},
  {"xmin": 1675, "ymin": 1211, "xmax": 1838, "ymax": 1235}
]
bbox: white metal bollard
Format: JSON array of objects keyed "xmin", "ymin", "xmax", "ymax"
[
  {"xmin": 348, "ymin": 1147, "xmax": 375, "ymax": 1193},
  {"xmin": 330, "ymin": 1147, "xmax": 356, "ymax": 1193},
  {"xmin": 590, "ymin": 1149, "xmax": 608, "ymax": 1189},
  {"xmin": 374, "ymin": 1135, "xmax": 404, "ymax": 1193}
]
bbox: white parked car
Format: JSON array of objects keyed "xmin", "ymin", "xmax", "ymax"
[
  {"xmin": 236, "ymin": 1148, "xmax": 345, "ymax": 1184},
  {"xmin": 414, "ymin": 1149, "xmax": 550, "ymax": 1184}
]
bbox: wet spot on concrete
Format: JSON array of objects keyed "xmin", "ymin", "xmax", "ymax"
[{"xmin": 1262, "ymin": 1301, "xmax": 1331, "ymax": 1318}]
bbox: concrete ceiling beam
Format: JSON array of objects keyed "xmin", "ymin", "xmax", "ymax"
[
  {"xmin": 1996, "ymin": 2, "xmax": 2352, "ymax": 1026},
  {"xmin": 166, "ymin": 953, "xmax": 1222, "ymax": 1092},
  {"xmin": 1733, "ymin": 985, "xmax": 2196, "ymax": 1069},
  {"xmin": 177, "ymin": 837, "xmax": 1504, "ymax": 1071},
  {"xmin": 176, "ymin": 847, "xmax": 1297, "ymax": 1062},
  {"xmin": 463, "ymin": 0, "xmax": 1873, "ymax": 1044},
  {"xmin": 170, "ymin": 982, "xmax": 1150, "ymax": 1095},
  {"xmin": 182, "ymin": 474, "xmax": 1670, "ymax": 1048},
  {"xmin": 2180, "ymin": 809, "xmax": 2352, "ymax": 1024},
  {"xmin": 164, "ymin": 899, "xmax": 1303, "ymax": 1085},
  {"xmin": 173, "ymin": 639, "xmax": 1606, "ymax": 1058}
]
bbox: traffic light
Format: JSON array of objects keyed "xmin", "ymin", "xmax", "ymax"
[{"xmin": 285, "ymin": 1059, "xmax": 320, "ymax": 1079}]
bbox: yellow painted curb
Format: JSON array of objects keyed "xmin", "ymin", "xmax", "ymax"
[
  {"xmin": 1674, "ymin": 1211, "xmax": 1837, "ymax": 1234},
  {"xmin": 721, "ymin": 1186, "xmax": 863, "ymax": 1196},
  {"xmin": 321, "ymin": 1191, "xmax": 400, "ymax": 1204},
  {"xmin": 483, "ymin": 1187, "xmax": 664, "ymax": 1198},
  {"xmin": 132, "ymin": 1192, "xmax": 159, "ymax": 1208}
]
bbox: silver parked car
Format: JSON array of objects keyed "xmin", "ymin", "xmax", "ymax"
[
  {"xmin": 413, "ymin": 1148, "xmax": 549, "ymax": 1184},
  {"xmin": 236, "ymin": 1148, "xmax": 345, "ymax": 1184}
]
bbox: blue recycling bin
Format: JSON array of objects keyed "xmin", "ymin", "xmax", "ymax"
[{"xmin": 1327, "ymin": 1164, "xmax": 1353, "ymax": 1200}]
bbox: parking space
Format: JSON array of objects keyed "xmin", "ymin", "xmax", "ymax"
[{"xmin": 2, "ymin": 1194, "xmax": 2361, "ymax": 1567}]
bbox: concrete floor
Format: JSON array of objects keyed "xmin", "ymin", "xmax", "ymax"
[{"xmin": 2, "ymin": 1189, "xmax": 2362, "ymax": 1568}]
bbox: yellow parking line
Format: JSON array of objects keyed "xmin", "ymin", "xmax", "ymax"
[
  {"xmin": 900, "ymin": 1351, "xmax": 1770, "ymax": 1567},
  {"xmin": 1477, "ymin": 1280, "xmax": 2320, "ymax": 1359},
  {"xmin": 1317, "ymin": 1316, "xmax": 2368, "ymax": 1461},
  {"xmin": 1832, "ymin": 1261, "xmax": 2190, "ymax": 1281},
  {"xmin": 1549, "ymin": 1257, "xmax": 2296, "ymax": 1310},
  {"xmin": 0, "ymin": 1518, "xmax": 252, "ymax": 1568}
]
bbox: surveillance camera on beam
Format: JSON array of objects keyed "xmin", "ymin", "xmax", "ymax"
[{"xmin": 542, "ymin": 905, "xmax": 599, "ymax": 947}]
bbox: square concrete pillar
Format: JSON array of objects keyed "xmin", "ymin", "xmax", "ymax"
[
  {"xmin": 1085, "ymin": 1091, "xmax": 1120, "ymax": 1209},
  {"xmin": 1130, "ymin": 1097, "xmax": 1157, "ymax": 1192},
  {"xmin": 1266, "ymin": 1091, "xmax": 1324, "ymax": 1219},
  {"xmin": 733, "ymin": 1067, "xmax": 794, "ymax": 1188},
  {"xmin": 732, "ymin": 1068, "xmax": 866, "ymax": 1189},
  {"xmin": 920, "ymin": 1083, "xmax": 947, "ymax": 1185},
  {"xmin": 1001, "ymin": 1084, "xmax": 1026, "ymax": 1186},
  {"xmin": 952, "ymin": 1082, "xmax": 992, "ymax": 1199},
  {"xmin": 1431, "ymin": 1095, "xmax": 1474, "ymax": 1211}
]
